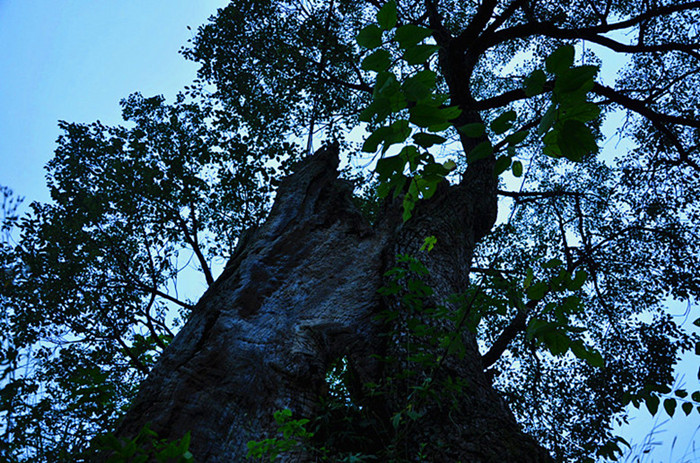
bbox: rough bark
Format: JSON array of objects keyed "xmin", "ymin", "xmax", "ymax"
[{"xmin": 116, "ymin": 144, "xmax": 553, "ymax": 462}]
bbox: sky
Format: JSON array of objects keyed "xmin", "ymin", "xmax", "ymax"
[
  {"xmin": 0, "ymin": 0, "xmax": 228, "ymax": 203},
  {"xmin": 0, "ymin": 1, "xmax": 698, "ymax": 461}
]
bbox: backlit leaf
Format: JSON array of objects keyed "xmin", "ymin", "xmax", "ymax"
[
  {"xmin": 413, "ymin": 133, "xmax": 446, "ymax": 148},
  {"xmin": 512, "ymin": 160, "xmax": 523, "ymax": 177},
  {"xmin": 362, "ymin": 49, "xmax": 392, "ymax": 72},
  {"xmin": 525, "ymin": 69, "xmax": 547, "ymax": 96},
  {"xmin": 491, "ymin": 110, "xmax": 517, "ymax": 135},
  {"xmin": 377, "ymin": 0, "xmax": 397, "ymax": 30},
  {"xmin": 664, "ymin": 398, "xmax": 676, "ymax": 417},
  {"xmin": 403, "ymin": 44, "xmax": 440, "ymax": 65},
  {"xmin": 557, "ymin": 119, "xmax": 597, "ymax": 161},
  {"xmin": 459, "ymin": 123, "xmax": 485, "ymax": 138},
  {"xmin": 402, "ymin": 70, "xmax": 437, "ymax": 101},
  {"xmin": 467, "ymin": 141, "xmax": 493, "ymax": 163},
  {"xmin": 356, "ymin": 25, "xmax": 383, "ymax": 49},
  {"xmin": 395, "ymin": 24, "xmax": 432, "ymax": 49},
  {"xmin": 546, "ymin": 45, "xmax": 575, "ymax": 75}
]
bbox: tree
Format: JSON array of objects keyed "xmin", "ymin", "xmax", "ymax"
[{"xmin": 1, "ymin": 0, "xmax": 699, "ymax": 461}]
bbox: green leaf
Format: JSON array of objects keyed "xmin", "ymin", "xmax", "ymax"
[
  {"xmin": 562, "ymin": 102, "xmax": 601, "ymax": 123},
  {"xmin": 428, "ymin": 121, "xmax": 451, "ymax": 132},
  {"xmin": 505, "ymin": 130, "xmax": 528, "ymax": 146},
  {"xmin": 646, "ymin": 395, "xmax": 660, "ymax": 416},
  {"xmin": 557, "ymin": 119, "xmax": 597, "ymax": 161},
  {"xmin": 459, "ymin": 123, "xmax": 485, "ymax": 138},
  {"xmin": 491, "ymin": 110, "xmax": 517, "ymax": 135},
  {"xmin": 543, "ymin": 330, "xmax": 571, "ymax": 356},
  {"xmin": 366, "ymin": 72, "xmax": 406, "ymax": 118},
  {"xmin": 356, "ymin": 25, "xmax": 383, "ymax": 49},
  {"xmin": 494, "ymin": 156, "xmax": 512, "ymax": 176},
  {"xmin": 538, "ymin": 105, "xmax": 557, "ymax": 135},
  {"xmin": 586, "ymin": 349, "xmax": 604, "ymax": 368},
  {"xmin": 359, "ymin": 100, "xmax": 392, "ymax": 123},
  {"xmin": 543, "ymin": 258, "xmax": 563, "ymax": 268},
  {"xmin": 657, "ymin": 384, "xmax": 672, "ymax": 394},
  {"xmin": 391, "ymin": 412, "xmax": 402, "ymax": 429},
  {"xmin": 546, "ymin": 45, "xmax": 575, "ymax": 75},
  {"xmin": 527, "ymin": 282, "xmax": 548, "ymax": 301},
  {"xmin": 413, "ymin": 133, "xmax": 446, "ymax": 148},
  {"xmin": 363, "ymin": 126, "xmax": 390, "ymax": 152},
  {"xmin": 402, "ymin": 70, "xmax": 437, "ymax": 101},
  {"xmin": 373, "ymin": 71, "xmax": 399, "ymax": 97},
  {"xmin": 377, "ymin": 173, "xmax": 407, "ymax": 199},
  {"xmin": 675, "ymin": 389, "xmax": 688, "ymax": 398},
  {"xmin": 664, "ymin": 398, "xmax": 676, "ymax": 417},
  {"xmin": 400, "ymin": 145, "xmax": 421, "ymax": 170},
  {"xmin": 570, "ymin": 340, "xmax": 588, "ymax": 360},
  {"xmin": 395, "ymin": 24, "xmax": 432, "ymax": 49},
  {"xmin": 524, "ymin": 69, "xmax": 547, "ymax": 97},
  {"xmin": 556, "ymin": 80, "xmax": 594, "ymax": 107},
  {"xmin": 403, "ymin": 44, "xmax": 440, "ymax": 65},
  {"xmin": 364, "ymin": 119, "xmax": 410, "ymax": 153},
  {"xmin": 561, "ymin": 296, "xmax": 582, "ymax": 313},
  {"xmin": 377, "ymin": 0, "xmax": 397, "ymax": 30},
  {"xmin": 362, "ymin": 49, "xmax": 392, "ymax": 72},
  {"xmin": 526, "ymin": 318, "xmax": 549, "ymax": 341},
  {"xmin": 447, "ymin": 334, "xmax": 466, "ymax": 358},
  {"xmin": 512, "ymin": 160, "xmax": 523, "ymax": 177},
  {"xmin": 420, "ymin": 235, "xmax": 437, "ymax": 252},
  {"xmin": 682, "ymin": 402, "xmax": 693, "ymax": 416},
  {"xmin": 524, "ymin": 267, "xmax": 534, "ymax": 288},
  {"xmin": 467, "ymin": 141, "xmax": 493, "ymax": 163},
  {"xmin": 543, "ymin": 144, "xmax": 562, "ymax": 158},
  {"xmin": 409, "ymin": 104, "xmax": 461, "ymax": 127},
  {"xmin": 376, "ymin": 155, "xmax": 406, "ymax": 180},
  {"xmin": 403, "ymin": 192, "xmax": 416, "ymax": 221},
  {"xmin": 556, "ymin": 65, "xmax": 598, "ymax": 93},
  {"xmin": 423, "ymin": 160, "xmax": 452, "ymax": 178}
]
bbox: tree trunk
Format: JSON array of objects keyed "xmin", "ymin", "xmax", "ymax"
[{"xmin": 116, "ymin": 144, "xmax": 553, "ymax": 462}]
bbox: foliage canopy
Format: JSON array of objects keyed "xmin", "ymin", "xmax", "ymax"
[{"xmin": 1, "ymin": 0, "xmax": 700, "ymax": 461}]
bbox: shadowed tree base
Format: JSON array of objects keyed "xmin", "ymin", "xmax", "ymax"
[{"xmin": 116, "ymin": 145, "xmax": 553, "ymax": 462}]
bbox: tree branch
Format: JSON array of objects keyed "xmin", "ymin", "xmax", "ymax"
[
  {"xmin": 454, "ymin": 0, "xmax": 500, "ymax": 50},
  {"xmin": 486, "ymin": 21, "xmax": 700, "ymax": 57},
  {"xmin": 593, "ymin": 83, "xmax": 700, "ymax": 129},
  {"xmin": 132, "ymin": 281, "xmax": 194, "ymax": 310},
  {"xmin": 174, "ymin": 210, "xmax": 214, "ymax": 286},
  {"xmin": 584, "ymin": 2, "xmax": 700, "ymax": 34},
  {"xmin": 484, "ymin": 0, "xmax": 526, "ymax": 35},
  {"xmin": 472, "ymin": 81, "xmax": 553, "ymax": 110},
  {"xmin": 481, "ymin": 300, "xmax": 534, "ymax": 368},
  {"xmin": 497, "ymin": 189, "xmax": 582, "ymax": 202},
  {"xmin": 593, "ymin": 83, "xmax": 700, "ymax": 171}
]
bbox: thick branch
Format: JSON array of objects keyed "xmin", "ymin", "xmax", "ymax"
[
  {"xmin": 473, "ymin": 81, "xmax": 553, "ymax": 110},
  {"xmin": 174, "ymin": 211, "xmax": 214, "ymax": 286},
  {"xmin": 318, "ymin": 73, "xmax": 372, "ymax": 93},
  {"xmin": 108, "ymin": 325, "xmax": 150, "ymax": 375},
  {"xmin": 497, "ymin": 189, "xmax": 582, "ymax": 203},
  {"xmin": 484, "ymin": 0, "xmax": 526, "ymax": 35},
  {"xmin": 481, "ymin": 301, "xmax": 533, "ymax": 368},
  {"xmin": 141, "ymin": 291, "xmax": 168, "ymax": 350},
  {"xmin": 584, "ymin": 2, "xmax": 700, "ymax": 34},
  {"xmin": 593, "ymin": 83, "xmax": 700, "ymax": 129},
  {"xmin": 487, "ymin": 21, "xmax": 700, "ymax": 56},
  {"xmin": 454, "ymin": 0, "xmax": 500, "ymax": 50}
]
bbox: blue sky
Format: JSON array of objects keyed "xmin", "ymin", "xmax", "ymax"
[
  {"xmin": 0, "ymin": 1, "xmax": 697, "ymax": 461},
  {"xmin": 0, "ymin": 0, "xmax": 228, "ymax": 203}
]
